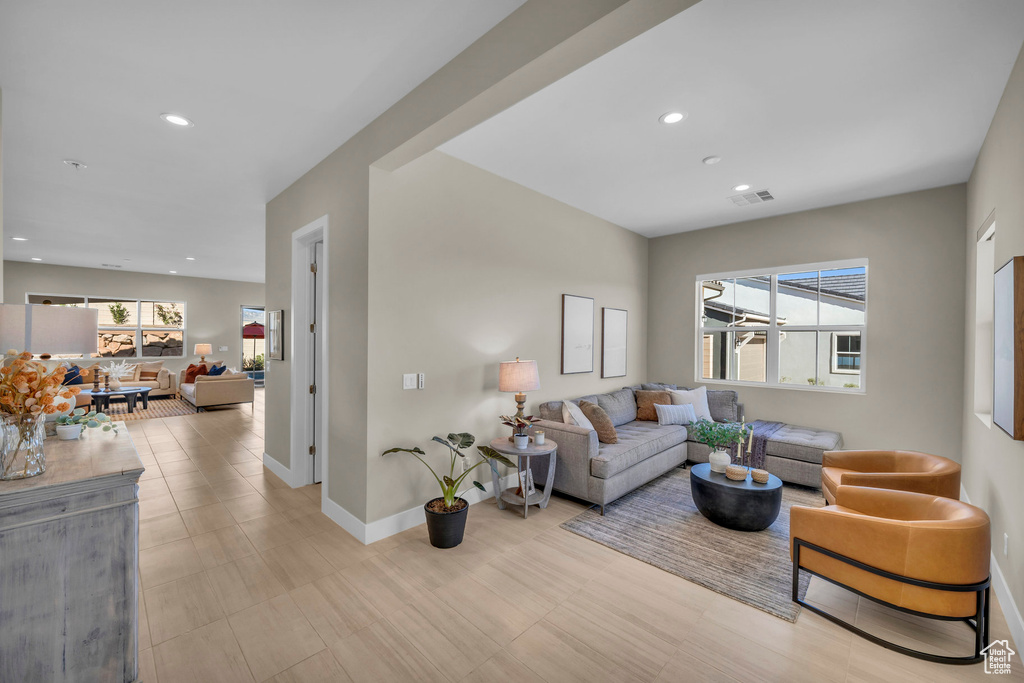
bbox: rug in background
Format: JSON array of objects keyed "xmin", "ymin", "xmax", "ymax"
[
  {"xmin": 560, "ymin": 466, "xmax": 825, "ymax": 621},
  {"xmin": 100, "ymin": 397, "xmax": 195, "ymax": 421}
]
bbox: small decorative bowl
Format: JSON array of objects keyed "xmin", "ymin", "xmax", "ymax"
[
  {"xmin": 751, "ymin": 469, "xmax": 770, "ymax": 484},
  {"xmin": 725, "ymin": 464, "xmax": 748, "ymax": 481}
]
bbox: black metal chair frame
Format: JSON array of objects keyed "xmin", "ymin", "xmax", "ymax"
[{"xmin": 792, "ymin": 538, "xmax": 990, "ymax": 665}]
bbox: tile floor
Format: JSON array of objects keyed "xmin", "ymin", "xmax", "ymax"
[{"xmin": 133, "ymin": 390, "xmax": 1022, "ymax": 682}]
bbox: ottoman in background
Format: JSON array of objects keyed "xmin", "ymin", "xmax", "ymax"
[{"xmin": 763, "ymin": 424, "xmax": 843, "ymax": 488}]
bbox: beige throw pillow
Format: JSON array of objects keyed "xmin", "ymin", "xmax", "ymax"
[
  {"xmin": 669, "ymin": 386, "xmax": 713, "ymax": 422},
  {"xmin": 579, "ymin": 400, "xmax": 617, "ymax": 444}
]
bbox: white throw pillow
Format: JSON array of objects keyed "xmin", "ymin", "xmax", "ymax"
[
  {"xmin": 562, "ymin": 400, "xmax": 595, "ymax": 431},
  {"xmin": 654, "ymin": 402, "xmax": 697, "ymax": 426},
  {"xmin": 669, "ymin": 386, "xmax": 713, "ymax": 422}
]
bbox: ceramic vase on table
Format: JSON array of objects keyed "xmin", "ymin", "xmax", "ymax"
[
  {"xmin": 514, "ymin": 434, "xmax": 529, "ymax": 450},
  {"xmin": 109, "ymin": 377, "xmax": 121, "ymax": 390},
  {"xmin": 708, "ymin": 448, "xmax": 732, "ymax": 473},
  {"xmin": 0, "ymin": 413, "xmax": 47, "ymax": 480}
]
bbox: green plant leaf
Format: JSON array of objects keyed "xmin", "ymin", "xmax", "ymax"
[
  {"xmin": 473, "ymin": 480, "xmax": 486, "ymax": 492},
  {"xmin": 102, "ymin": 425, "xmax": 111, "ymax": 432},
  {"xmin": 443, "ymin": 475, "xmax": 456, "ymax": 488},
  {"xmin": 448, "ymin": 432, "xmax": 475, "ymax": 449},
  {"xmin": 381, "ymin": 446, "xmax": 425, "ymax": 456},
  {"xmin": 86, "ymin": 420, "xmax": 99, "ymax": 428},
  {"xmin": 431, "ymin": 435, "xmax": 454, "ymax": 450},
  {"xmin": 73, "ymin": 407, "xmax": 86, "ymax": 416},
  {"xmin": 477, "ymin": 445, "xmax": 517, "ymax": 469},
  {"xmin": 86, "ymin": 411, "xmax": 97, "ymax": 418}
]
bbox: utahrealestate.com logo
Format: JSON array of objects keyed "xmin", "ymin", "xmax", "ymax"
[{"xmin": 982, "ymin": 640, "xmax": 1016, "ymax": 675}]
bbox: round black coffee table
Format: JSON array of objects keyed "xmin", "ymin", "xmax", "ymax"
[{"xmin": 689, "ymin": 462, "xmax": 783, "ymax": 531}]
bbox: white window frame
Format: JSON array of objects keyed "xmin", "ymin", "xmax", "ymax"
[
  {"xmin": 830, "ymin": 331, "xmax": 861, "ymax": 375},
  {"xmin": 25, "ymin": 292, "xmax": 187, "ymax": 359},
  {"xmin": 695, "ymin": 258, "xmax": 868, "ymax": 394}
]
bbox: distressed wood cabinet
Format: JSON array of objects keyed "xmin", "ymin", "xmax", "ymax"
[{"xmin": 0, "ymin": 425, "xmax": 142, "ymax": 682}]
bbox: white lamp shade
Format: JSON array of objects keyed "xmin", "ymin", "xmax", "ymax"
[
  {"xmin": 0, "ymin": 304, "xmax": 98, "ymax": 356},
  {"xmin": 498, "ymin": 359, "xmax": 540, "ymax": 393},
  {"xmin": 194, "ymin": 343, "xmax": 213, "ymax": 356}
]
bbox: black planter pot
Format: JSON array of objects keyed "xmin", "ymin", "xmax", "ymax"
[{"xmin": 424, "ymin": 497, "xmax": 469, "ymax": 548}]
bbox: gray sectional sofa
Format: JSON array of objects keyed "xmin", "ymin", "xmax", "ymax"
[{"xmin": 534, "ymin": 383, "xmax": 842, "ymax": 513}]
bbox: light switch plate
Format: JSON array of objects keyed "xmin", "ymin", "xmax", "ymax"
[
  {"xmin": 418, "ymin": 373, "xmax": 425, "ymax": 389},
  {"xmin": 218, "ymin": 346, "xmax": 228, "ymax": 352},
  {"xmin": 403, "ymin": 373, "xmax": 417, "ymax": 390}
]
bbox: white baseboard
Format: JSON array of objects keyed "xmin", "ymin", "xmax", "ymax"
[
  {"xmin": 262, "ymin": 452, "xmax": 305, "ymax": 489},
  {"xmin": 320, "ymin": 473, "xmax": 520, "ymax": 546},
  {"xmin": 962, "ymin": 484, "xmax": 1023, "ymax": 651}
]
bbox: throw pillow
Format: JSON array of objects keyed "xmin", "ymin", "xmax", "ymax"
[
  {"xmin": 208, "ymin": 365, "xmax": 228, "ymax": 376},
  {"xmin": 635, "ymin": 390, "xmax": 672, "ymax": 421},
  {"xmin": 654, "ymin": 402, "xmax": 697, "ymax": 426},
  {"xmin": 669, "ymin": 386, "xmax": 713, "ymax": 422},
  {"xmin": 596, "ymin": 388, "xmax": 637, "ymax": 427},
  {"xmin": 707, "ymin": 389, "xmax": 739, "ymax": 423},
  {"xmin": 579, "ymin": 400, "xmax": 617, "ymax": 444},
  {"xmin": 62, "ymin": 365, "xmax": 83, "ymax": 385},
  {"xmin": 641, "ymin": 382, "xmax": 678, "ymax": 391},
  {"xmin": 184, "ymin": 363, "xmax": 208, "ymax": 384},
  {"xmin": 138, "ymin": 361, "xmax": 163, "ymax": 382},
  {"xmin": 561, "ymin": 400, "xmax": 595, "ymax": 431}
]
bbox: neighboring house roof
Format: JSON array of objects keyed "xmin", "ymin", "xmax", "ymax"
[{"xmin": 781, "ymin": 274, "xmax": 866, "ymax": 302}]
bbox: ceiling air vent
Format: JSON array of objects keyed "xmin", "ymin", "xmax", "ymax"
[
  {"xmin": 729, "ymin": 189, "xmax": 775, "ymax": 207},
  {"xmin": 100, "ymin": 263, "xmax": 123, "ymax": 268}
]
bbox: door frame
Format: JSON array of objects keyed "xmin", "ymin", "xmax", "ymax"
[{"xmin": 289, "ymin": 215, "xmax": 329, "ymax": 490}]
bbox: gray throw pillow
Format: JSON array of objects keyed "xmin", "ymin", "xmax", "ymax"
[
  {"xmin": 597, "ymin": 388, "xmax": 638, "ymax": 427},
  {"xmin": 641, "ymin": 382, "xmax": 678, "ymax": 391},
  {"xmin": 707, "ymin": 390, "xmax": 739, "ymax": 423}
]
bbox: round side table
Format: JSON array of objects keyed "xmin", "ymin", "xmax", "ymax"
[{"xmin": 488, "ymin": 437, "xmax": 558, "ymax": 519}]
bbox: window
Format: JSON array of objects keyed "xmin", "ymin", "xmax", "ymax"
[
  {"xmin": 26, "ymin": 294, "xmax": 186, "ymax": 359},
  {"xmin": 697, "ymin": 260, "xmax": 867, "ymax": 392}
]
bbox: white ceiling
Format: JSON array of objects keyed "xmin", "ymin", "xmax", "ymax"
[
  {"xmin": 0, "ymin": 0, "xmax": 525, "ymax": 282},
  {"xmin": 441, "ymin": 0, "xmax": 1024, "ymax": 238}
]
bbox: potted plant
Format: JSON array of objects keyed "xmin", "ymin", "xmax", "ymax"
[
  {"xmin": 55, "ymin": 408, "xmax": 118, "ymax": 440},
  {"xmin": 383, "ymin": 432, "xmax": 517, "ymax": 548},
  {"xmin": 104, "ymin": 359, "xmax": 136, "ymax": 390},
  {"xmin": 500, "ymin": 414, "xmax": 538, "ymax": 450},
  {"xmin": 689, "ymin": 419, "xmax": 751, "ymax": 473}
]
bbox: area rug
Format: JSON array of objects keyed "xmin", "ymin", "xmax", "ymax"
[
  {"xmin": 560, "ymin": 466, "xmax": 825, "ymax": 621},
  {"xmin": 100, "ymin": 397, "xmax": 195, "ymax": 421}
]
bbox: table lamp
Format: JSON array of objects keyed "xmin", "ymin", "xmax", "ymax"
[
  {"xmin": 498, "ymin": 357, "xmax": 540, "ymax": 419},
  {"xmin": 0, "ymin": 304, "xmax": 99, "ymax": 359},
  {"xmin": 194, "ymin": 343, "xmax": 212, "ymax": 364}
]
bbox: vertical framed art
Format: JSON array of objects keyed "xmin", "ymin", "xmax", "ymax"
[
  {"xmin": 602, "ymin": 307, "xmax": 627, "ymax": 378},
  {"xmin": 267, "ymin": 309, "xmax": 285, "ymax": 361},
  {"xmin": 561, "ymin": 294, "xmax": 594, "ymax": 374},
  {"xmin": 994, "ymin": 256, "xmax": 1023, "ymax": 439}
]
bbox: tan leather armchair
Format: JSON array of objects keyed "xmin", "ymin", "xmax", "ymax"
[
  {"xmin": 791, "ymin": 485, "xmax": 990, "ymax": 664},
  {"xmin": 821, "ymin": 450, "xmax": 961, "ymax": 505}
]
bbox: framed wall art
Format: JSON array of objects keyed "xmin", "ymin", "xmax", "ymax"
[
  {"xmin": 994, "ymin": 256, "xmax": 1023, "ymax": 439},
  {"xmin": 561, "ymin": 294, "xmax": 594, "ymax": 374},
  {"xmin": 602, "ymin": 308, "xmax": 627, "ymax": 378},
  {"xmin": 267, "ymin": 309, "xmax": 285, "ymax": 361}
]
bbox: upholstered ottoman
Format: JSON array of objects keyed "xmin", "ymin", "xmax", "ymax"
[{"xmin": 764, "ymin": 424, "xmax": 843, "ymax": 488}]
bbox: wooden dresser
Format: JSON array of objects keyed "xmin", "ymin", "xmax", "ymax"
[{"xmin": 0, "ymin": 424, "xmax": 142, "ymax": 682}]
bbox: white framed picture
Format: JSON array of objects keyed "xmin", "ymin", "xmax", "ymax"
[
  {"xmin": 561, "ymin": 294, "xmax": 594, "ymax": 374},
  {"xmin": 267, "ymin": 309, "xmax": 284, "ymax": 361},
  {"xmin": 602, "ymin": 307, "xmax": 627, "ymax": 378}
]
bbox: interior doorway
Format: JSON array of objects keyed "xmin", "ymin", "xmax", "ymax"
[
  {"xmin": 290, "ymin": 216, "xmax": 329, "ymax": 493},
  {"xmin": 241, "ymin": 306, "xmax": 265, "ymax": 387}
]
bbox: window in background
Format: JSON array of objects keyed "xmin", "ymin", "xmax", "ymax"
[
  {"xmin": 697, "ymin": 260, "xmax": 867, "ymax": 392},
  {"xmin": 24, "ymin": 294, "xmax": 186, "ymax": 358}
]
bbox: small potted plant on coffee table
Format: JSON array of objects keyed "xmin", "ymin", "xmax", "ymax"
[
  {"xmin": 383, "ymin": 432, "xmax": 518, "ymax": 548},
  {"xmin": 689, "ymin": 419, "xmax": 750, "ymax": 474}
]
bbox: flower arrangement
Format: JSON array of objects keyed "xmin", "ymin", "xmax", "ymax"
[
  {"xmin": 500, "ymin": 414, "xmax": 539, "ymax": 436},
  {"xmin": 0, "ymin": 351, "xmax": 78, "ymax": 417},
  {"xmin": 105, "ymin": 359, "xmax": 137, "ymax": 379}
]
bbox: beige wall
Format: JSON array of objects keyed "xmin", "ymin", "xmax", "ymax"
[
  {"xmin": 964, "ymin": 44, "xmax": 1024, "ymax": 619},
  {"xmin": 648, "ymin": 185, "xmax": 967, "ymax": 460},
  {"xmin": 1, "ymin": 88, "xmax": 5, "ymax": 303},
  {"xmin": 264, "ymin": 0, "xmax": 697, "ymax": 523},
  {"xmin": 3, "ymin": 261, "xmax": 264, "ymax": 375},
  {"xmin": 365, "ymin": 151, "xmax": 649, "ymax": 521}
]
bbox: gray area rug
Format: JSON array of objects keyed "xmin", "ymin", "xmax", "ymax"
[{"xmin": 560, "ymin": 466, "xmax": 825, "ymax": 621}]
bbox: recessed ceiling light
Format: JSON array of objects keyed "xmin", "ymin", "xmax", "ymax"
[
  {"xmin": 11, "ymin": 237, "xmax": 27, "ymax": 241},
  {"xmin": 63, "ymin": 159, "xmax": 87, "ymax": 170},
  {"xmin": 659, "ymin": 112, "xmax": 687, "ymax": 124},
  {"xmin": 702, "ymin": 156, "xmax": 722, "ymax": 165},
  {"xmin": 185, "ymin": 257, "xmax": 195, "ymax": 261},
  {"xmin": 30, "ymin": 257, "xmax": 42, "ymax": 261},
  {"xmin": 169, "ymin": 270, "xmax": 177, "ymax": 274},
  {"xmin": 160, "ymin": 113, "xmax": 194, "ymax": 128},
  {"xmin": 733, "ymin": 184, "xmax": 751, "ymax": 192}
]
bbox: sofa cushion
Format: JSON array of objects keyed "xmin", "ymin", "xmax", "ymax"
[
  {"xmin": 184, "ymin": 364, "xmax": 208, "ymax": 384},
  {"xmin": 641, "ymin": 382, "xmax": 678, "ymax": 391},
  {"xmin": 562, "ymin": 401, "xmax": 594, "ymax": 431},
  {"xmin": 208, "ymin": 364, "xmax": 228, "ymax": 376},
  {"xmin": 669, "ymin": 387, "xmax": 713, "ymax": 421},
  {"xmin": 597, "ymin": 388, "xmax": 637, "ymax": 427},
  {"xmin": 766, "ymin": 425, "xmax": 843, "ymax": 464},
  {"xmin": 655, "ymin": 403, "xmax": 696, "ymax": 426},
  {"xmin": 635, "ymin": 390, "xmax": 671, "ymax": 421},
  {"xmin": 591, "ymin": 421, "xmax": 688, "ymax": 479},
  {"xmin": 138, "ymin": 361, "xmax": 163, "ymax": 382},
  {"xmin": 180, "ymin": 383, "xmax": 196, "ymax": 399},
  {"xmin": 579, "ymin": 400, "xmax": 617, "ymax": 444},
  {"xmin": 63, "ymin": 365, "xmax": 84, "ymax": 385},
  {"xmin": 539, "ymin": 401, "xmax": 564, "ymax": 422},
  {"xmin": 707, "ymin": 390, "xmax": 739, "ymax": 423}
]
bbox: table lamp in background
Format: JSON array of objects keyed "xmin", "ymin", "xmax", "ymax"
[
  {"xmin": 498, "ymin": 357, "xmax": 540, "ymax": 420},
  {"xmin": 194, "ymin": 343, "xmax": 212, "ymax": 364}
]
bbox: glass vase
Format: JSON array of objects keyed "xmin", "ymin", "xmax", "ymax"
[{"xmin": 1, "ymin": 413, "xmax": 47, "ymax": 480}]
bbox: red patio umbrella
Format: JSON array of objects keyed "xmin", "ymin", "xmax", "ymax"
[{"xmin": 243, "ymin": 322, "xmax": 264, "ymax": 365}]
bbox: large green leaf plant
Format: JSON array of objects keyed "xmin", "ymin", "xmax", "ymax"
[{"xmin": 383, "ymin": 432, "xmax": 518, "ymax": 511}]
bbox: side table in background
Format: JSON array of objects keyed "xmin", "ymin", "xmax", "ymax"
[{"xmin": 488, "ymin": 437, "xmax": 557, "ymax": 519}]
